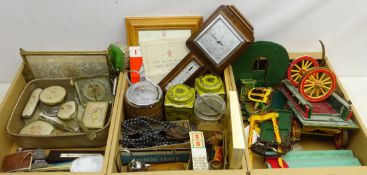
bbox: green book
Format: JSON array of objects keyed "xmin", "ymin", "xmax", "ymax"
[{"xmin": 121, "ymin": 149, "xmax": 191, "ymax": 165}]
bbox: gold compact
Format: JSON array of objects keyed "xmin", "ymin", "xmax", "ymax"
[{"xmin": 82, "ymin": 102, "xmax": 109, "ymax": 129}]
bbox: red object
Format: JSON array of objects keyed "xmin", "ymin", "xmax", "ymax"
[
  {"xmin": 287, "ymin": 56, "xmax": 320, "ymax": 87},
  {"xmin": 129, "ymin": 47, "xmax": 143, "ymax": 84},
  {"xmin": 299, "ymin": 68, "xmax": 336, "ymax": 102},
  {"xmin": 311, "ymin": 101, "xmax": 338, "ymax": 114},
  {"xmin": 265, "ymin": 157, "xmax": 289, "ymax": 168},
  {"xmin": 304, "ymin": 106, "xmax": 310, "ymax": 119},
  {"xmin": 212, "ymin": 146, "xmax": 223, "ymax": 168},
  {"xmin": 346, "ymin": 110, "xmax": 353, "ymax": 121}
]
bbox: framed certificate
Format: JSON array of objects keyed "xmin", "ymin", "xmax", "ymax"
[{"xmin": 125, "ymin": 16, "xmax": 203, "ymax": 83}]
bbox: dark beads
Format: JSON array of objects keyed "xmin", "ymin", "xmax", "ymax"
[{"xmin": 120, "ymin": 117, "xmax": 180, "ymax": 148}]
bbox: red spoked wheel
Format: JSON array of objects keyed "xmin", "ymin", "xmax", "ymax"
[
  {"xmin": 287, "ymin": 56, "xmax": 320, "ymax": 87},
  {"xmin": 299, "ymin": 67, "xmax": 336, "ymax": 102}
]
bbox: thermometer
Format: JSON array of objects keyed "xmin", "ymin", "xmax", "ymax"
[{"xmin": 159, "ymin": 53, "xmax": 205, "ymax": 91}]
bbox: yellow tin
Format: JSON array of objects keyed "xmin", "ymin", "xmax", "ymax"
[
  {"xmin": 164, "ymin": 84, "xmax": 195, "ymax": 122},
  {"xmin": 195, "ymin": 74, "xmax": 225, "ymax": 98}
]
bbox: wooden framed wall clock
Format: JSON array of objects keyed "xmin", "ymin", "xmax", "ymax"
[
  {"xmin": 159, "ymin": 5, "xmax": 254, "ymax": 89},
  {"xmin": 187, "ymin": 5, "xmax": 254, "ymax": 73}
]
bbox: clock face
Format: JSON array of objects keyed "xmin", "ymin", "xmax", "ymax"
[{"xmin": 195, "ymin": 14, "xmax": 244, "ymax": 64}]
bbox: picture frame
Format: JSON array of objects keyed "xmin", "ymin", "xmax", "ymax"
[
  {"xmin": 125, "ymin": 16, "xmax": 203, "ymax": 84},
  {"xmin": 20, "ymin": 49, "xmax": 110, "ymax": 79}
]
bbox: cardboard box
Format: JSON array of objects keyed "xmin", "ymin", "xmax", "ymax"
[
  {"xmin": 229, "ymin": 52, "xmax": 367, "ymax": 175},
  {"xmin": 107, "ymin": 69, "xmax": 247, "ymax": 174},
  {"xmin": 0, "ymin": 63, "xmax": 125, "ymax": 174}
]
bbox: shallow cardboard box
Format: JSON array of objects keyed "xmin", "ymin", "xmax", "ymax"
[
  {"xmin": 227, "ymin": 52, "xmax": 367, "ymax": 175},
  {"xmin": 0, "ymin": 64, "xmax": 125, "ymax": 175},
  {"xmin": 107, "ymin": 70, "xmax": 248, "ymax": 174}
]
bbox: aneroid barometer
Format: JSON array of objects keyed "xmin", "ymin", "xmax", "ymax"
[{"xmin": 159, "ymin": 5, "xmax": 254, "ymax": 90}]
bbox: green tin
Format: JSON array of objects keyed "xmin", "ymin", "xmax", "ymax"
[
  {"xmin": 165, "ymin": 84, "xmax": 195, "ymax": 122},
  {"xmin": 195, "ymin": 74, "xmax": 225, "ymax": 98}
]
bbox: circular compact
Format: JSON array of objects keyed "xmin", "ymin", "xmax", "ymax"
[
  {"xmin": 40, "ymin": 86, "xmax": 66, "ymax": 105},
  {"xmin": 125, "ymin": 80, "xmax": 163, "ymax": 120},
  {"xmin": 19, "ymin": 120, "xmax": 55, "ymax": 136},
  {"xmin": 81, "ymin": 80, "xmax": 107, "ymax": 101},
  {"xmin": 194, "ymin": 93, "xmax": 226, "ymax": 125}
]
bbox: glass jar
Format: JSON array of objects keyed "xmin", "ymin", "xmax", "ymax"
[{"xmin": 194, "ymin": 93, "xmax": 226, "ymax": 129}]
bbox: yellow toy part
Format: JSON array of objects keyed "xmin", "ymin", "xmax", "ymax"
[
  {"xmin": 248, "ymin": 87, "xmax": 272, "ymax": 104},
  {"xmin": 247, "ymin": 112, "xmax": 284, "ymax": 168}
]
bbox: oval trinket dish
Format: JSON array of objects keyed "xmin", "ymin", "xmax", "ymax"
[
  {"xmin": 19, "ymin": 120, "xmax": 55, "ymax": 136},
  {"xmin": 40, "ymin": 86, "xmax": 66, "ymax": 105}
]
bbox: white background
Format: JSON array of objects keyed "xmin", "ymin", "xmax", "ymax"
[{"xmin": 0, "ymin": 0, "xmax": 367, "ymax": 83}]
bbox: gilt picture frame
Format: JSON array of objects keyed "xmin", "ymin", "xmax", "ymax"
[{"xmin": 125, "ymin": 16, "xmax": 203, "ymax": 84}]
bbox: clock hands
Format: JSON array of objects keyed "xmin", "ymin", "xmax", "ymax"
[
  {"xmin": 217, "ymin": 40, "xmax": 223, "ymax": 46},
  {"xmin": 210, "ymin": 34, "xmax": 224, "ymax": 46}
]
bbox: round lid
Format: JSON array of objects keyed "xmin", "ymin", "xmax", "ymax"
[
  {"xmin": 197, "ymin": 74, "xmax": 223, "ymax": 93},
  {"xmin": 81, "ymin": 80, "xmax": 107, "ymax": 101},
  {"xmin": 194, "ymin": 93, "xmax": 225, "ymax": 121},
  {"xmin": 167, "ymin": 84, "xmax": 194, "ymax": 104},
  {"xmin": 126, "ymin": 81, "xmax": 162, "ymax": 106},
  {"xmin": 40, "ymin": 86, "xmax": 66, "ymax": 105}
]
